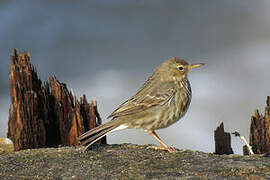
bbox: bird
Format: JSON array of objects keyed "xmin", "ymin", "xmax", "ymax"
[{"xmin": 78, "ymin": 57, "xmax": 204, "ymax": 152}]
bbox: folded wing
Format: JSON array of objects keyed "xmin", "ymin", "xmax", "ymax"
[{"xmin": 108, "ymin": 80, "xmax": 176, "ymax": 119}]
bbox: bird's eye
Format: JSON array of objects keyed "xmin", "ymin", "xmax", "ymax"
[{"xmin": 178, "ymin": 66, "xmax": 184, "ymax": 71}]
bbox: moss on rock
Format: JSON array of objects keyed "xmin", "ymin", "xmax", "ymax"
[{"xmin": 0, "ymin": 144, "xmax": 269, "ymax": 179}]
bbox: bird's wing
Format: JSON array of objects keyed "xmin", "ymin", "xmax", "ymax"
[{"xmin": 107, "ymin": 81, "xmax": 176, "ymax": 118}]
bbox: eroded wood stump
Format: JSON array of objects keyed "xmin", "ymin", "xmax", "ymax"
[
  {"xmin": 249, "ymin": 96, "xmax": 270, "ymax": 154},
  {"xmin": 8, "ymin": 49, "xmax": 105, "ymax": 151},
  {"xmin": 214, "ymin": 122, "xmax": 234, "ymax": 155}
]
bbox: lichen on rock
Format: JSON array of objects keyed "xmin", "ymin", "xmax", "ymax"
[{"xmin": 0, "ymin": 144, "xmax": 269, "ymax": 179}]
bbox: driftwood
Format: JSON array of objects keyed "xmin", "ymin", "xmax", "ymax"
[
  {"xmin": 8, "ymin": 49, "xmax": 105, "ymax": 151},
  {"xmin": 232, "ymin": 132, "xmax": 254, "ymax": 155},
  {"xmin": 248, "ymin": 96, "xmax": 270, "ymax": 154},
  {"xmin": 214, "ymin": 122, "xmax": 234, "ymax": 155}
]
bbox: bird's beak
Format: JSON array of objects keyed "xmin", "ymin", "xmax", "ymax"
[{"xmin": 188, "ymin": 63, "xmax": 205, "ymax": 70}]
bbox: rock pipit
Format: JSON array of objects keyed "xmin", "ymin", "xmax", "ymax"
[{"xmin": 79, "ymin": 57, "xmax": 204, "ymax": 152}]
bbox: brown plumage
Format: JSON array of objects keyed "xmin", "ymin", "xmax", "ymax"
[{"xmin": 78, "ymin": 57, "xmax": 204, "ymax": 152}]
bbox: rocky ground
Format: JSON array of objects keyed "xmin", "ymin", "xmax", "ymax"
[{"xmin": 0, "ymin": 144, "xmax": 269, "ymax": 180}]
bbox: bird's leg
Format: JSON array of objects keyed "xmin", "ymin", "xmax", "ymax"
[{"xmin": 147, "ymin": 130, "xmax": 177, "ymax": 152}]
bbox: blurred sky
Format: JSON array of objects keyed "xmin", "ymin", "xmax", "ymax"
[{"xmin": 1, "ymin": 0, "xmax": 270, "ymax": 154}]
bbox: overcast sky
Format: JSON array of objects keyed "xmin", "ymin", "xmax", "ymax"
[{"xmin": 1, "ymin": 0, "xmax": 270, "ymax": 154}]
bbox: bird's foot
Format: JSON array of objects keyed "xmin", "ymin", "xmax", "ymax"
[{"xmin": 147, "ymin": 145, "xmax": 178, "ymax": 153}]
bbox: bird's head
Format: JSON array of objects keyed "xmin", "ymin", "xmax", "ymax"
[{"xmin": 157, "ymin": 57, "xmax": 204, "ymax": 81}]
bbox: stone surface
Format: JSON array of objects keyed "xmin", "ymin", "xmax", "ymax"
[{"xmin": 0, "ymin": 144, "xmax": 269, "ymax": 179}]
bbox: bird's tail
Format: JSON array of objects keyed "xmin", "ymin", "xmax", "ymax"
[{"xmin": 78, "ymin": 119, "xmax": 126, "ymax": 151}]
